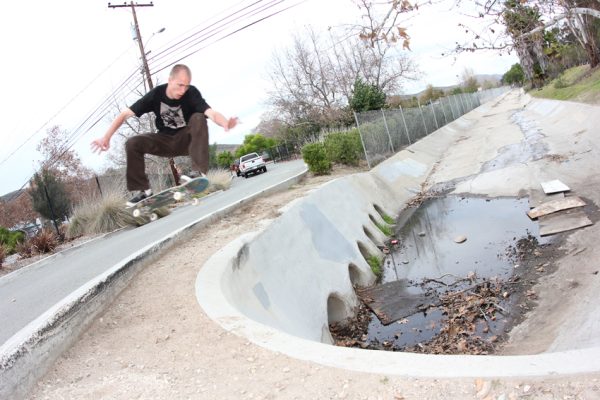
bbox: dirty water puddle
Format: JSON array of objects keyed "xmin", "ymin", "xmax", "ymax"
[{"xmin": 331, "ymin": 196, "xmax": 559, "ymax": 354}]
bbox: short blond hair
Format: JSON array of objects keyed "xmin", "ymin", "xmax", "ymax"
[{"xmin": 170, "ymin": 64, "xmax": 191, "ymax": 80}]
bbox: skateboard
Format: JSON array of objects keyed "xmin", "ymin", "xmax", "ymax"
[{"xmin": 128, "ymin": 176, "xmax": 209, "ymax": 221}]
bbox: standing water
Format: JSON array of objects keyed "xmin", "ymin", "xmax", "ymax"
[{"xmin": 358, "ymin": 196, "xmax": 546, "ymax": 352}]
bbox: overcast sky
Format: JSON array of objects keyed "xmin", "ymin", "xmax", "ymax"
[{"xmin": 0, "ymin": 0, "xmax": 517, "ymax": 195}]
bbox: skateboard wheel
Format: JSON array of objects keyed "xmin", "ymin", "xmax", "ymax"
[
  {"xmin": 173, "ymin": 191, "xmax": 184, "ymax": 201},
  {"xmin": 150, "ymin": 213, "xmax": 159, "ymax": 222},
  {"xmin": 191, "ymin": 198, "xmax": 199, "ymax": 206},
  {"xmin": 133, "ymin": 209, "xmax": 141, "ymax": 218}
]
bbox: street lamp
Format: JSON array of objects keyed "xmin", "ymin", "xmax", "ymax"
[{"xmin": 144, "ymin": 27, "xmax": 166, "ymax": 54}]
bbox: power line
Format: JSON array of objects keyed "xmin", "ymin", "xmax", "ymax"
[
  {"xmin": 0, "ymin": 43, "xmax": 137, "ymax": 168},
  {"xmin": 146, "ymin": 0, "xmax": 270, "ymax": 66},
  {"xmin": 5, "ymin": 0, "xmax": 305, "ymax": 195},
  {"xmin": 154, "ymin": 1, "xmax": 306, "ymax": 75}
]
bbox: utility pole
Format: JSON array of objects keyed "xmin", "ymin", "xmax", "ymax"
[{"xmin": 108, "ymin": 1, "xmax": 181, "ymax": 185}]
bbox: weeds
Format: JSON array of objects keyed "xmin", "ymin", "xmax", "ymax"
[
  {"xmin": 16, "ymin": 240, "xmax": 34, "ymax": 258},
  {"xmin": 381, "ymin": 214, "xmax": 395, "ymax": 225},
  {"xmin": 375, "ymin": 222, "xmax": 393, "ymax": 236},
  {"xmin": 367, "ymin": 255, "xmax": 382, "ymax": 277}
]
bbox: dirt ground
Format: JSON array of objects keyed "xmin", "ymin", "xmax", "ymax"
[{"xmin": 25, "ymin": 163, "xmax": 600, "ymax": 400}]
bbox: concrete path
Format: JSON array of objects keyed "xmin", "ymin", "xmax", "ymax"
[{"xmin": 0, "ymin": 159, "xmax": 306, "ymax": 345}]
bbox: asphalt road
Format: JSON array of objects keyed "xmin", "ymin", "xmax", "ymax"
[{"xmin": 0, "ymin": 159, "xmax": 306, "ymax": 345}]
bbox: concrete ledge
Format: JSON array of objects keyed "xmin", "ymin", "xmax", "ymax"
[{"xmin": 0, "ymin": 165, "xmax": 308, "ymax": 400}]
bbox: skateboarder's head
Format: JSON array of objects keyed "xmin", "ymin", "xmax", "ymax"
[{"xmin": 167, "ymin": 64, "xmax": 192, "ymax": 100}]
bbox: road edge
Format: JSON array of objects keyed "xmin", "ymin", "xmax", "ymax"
[{"xmin": 0, "ymin": 164, "xmax": 308, "ymax": 400}]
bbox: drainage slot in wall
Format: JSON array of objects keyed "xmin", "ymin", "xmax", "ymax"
[
  {"xmin": 348, "ymin": 263, "xmax": 362, "ymax": 287},
  {"xmin": 331, "ymin": 195, "xmax": 561, "ymax": 354},
  {"xmin": 363, "ymin": 226, "xmax": 379, "ymax": 245}
]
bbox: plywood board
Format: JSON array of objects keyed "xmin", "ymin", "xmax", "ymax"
[
  {"xmin": 528, "ymin": 190, "xmax": 564, "ymax": 209},
  {"xmin": 541, "ymin": 179, "xmax": 570, "ymax": 194},
  {"xmin": 539, "ymin": 209, "xmax": 593, "ymax": 236},
  {"xmin": 527, "ymin": 196, "xmax": 586, "ymax": 219},
  {"xmin": 357, "ymin": 280, "xmax": 433, "ymax": 325}
]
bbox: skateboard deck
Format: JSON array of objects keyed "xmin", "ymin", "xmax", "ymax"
[{"xmin": 128, "ymin": 176, "xmax": 209, "ymax": 221}]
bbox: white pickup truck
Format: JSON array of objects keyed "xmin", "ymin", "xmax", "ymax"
[{"xmin": 238, "ymin": 152, "xmax": 267, "ymax": 178}]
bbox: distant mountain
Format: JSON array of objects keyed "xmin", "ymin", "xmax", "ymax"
[
  {"xmin": 215, "ymin": 144, "xmax": 240, "ymax": 153},
  {"xmin": 1, "ymin": 189, "xmax": 25, "ymax": 202},
  {"xmin": 475, "ymin": 74, "xmax": 503, "ymax": 84},
  {"xmin": 393, "ymin": 74, "xmax": 504, "ymax": 100}
]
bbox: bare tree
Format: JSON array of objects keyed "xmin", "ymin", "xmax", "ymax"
[
  {"xmin": 354, "ymin": 0, "xmax": 600, "ymax": 69},
  {"xmin": 266, "ymin": 25, "xmax": 418, "ymax": 128},
  {"xmin": 268, "ymin": 28, "xmax": 346, "ymax": 126}
]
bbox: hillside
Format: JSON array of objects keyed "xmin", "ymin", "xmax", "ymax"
[{"xmin": 530, "ymin": 64, "xmax": 600, "ymax": 104}]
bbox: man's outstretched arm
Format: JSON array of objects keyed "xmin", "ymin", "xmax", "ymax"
[
  {"xmin": 91, "ymin": 108, "xmax": 135, "ymax": 153},
  {"xmin": 204, "ymin": 108, "xmax": 238, "ymax": 132}
]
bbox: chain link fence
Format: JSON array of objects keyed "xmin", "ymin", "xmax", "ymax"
[{"xmin": 354, "ymin": 87, "xmax": 509, "ymax": 168}]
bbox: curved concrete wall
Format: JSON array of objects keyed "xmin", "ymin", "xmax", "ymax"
[
  {"xmin": 202, "ymin": 120, "xmax": 464, "ymax": 343},
  {"xmin": 197, "ymin": 90, "xmax": 600, "ymax": 376}
]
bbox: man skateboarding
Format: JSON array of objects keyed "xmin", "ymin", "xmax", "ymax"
[{"xmin": 91, "ymin": 64, "xmax": 238, "ymax": 206}]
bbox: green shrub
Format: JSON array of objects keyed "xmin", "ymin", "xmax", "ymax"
[
  {"xmin": 323, "ymin": 130, "xmax": 363, "ymax": 166},
  {"xmin": 554, "ymin": 75, "xmax": 568, "ymax": 89},
  {"xmin": 302, "ymin": 143, "xmax": 331, "ymax": 175},
  {"xmin": 0, "ymin": 227, "xmax": 26, "ymax": 255}
]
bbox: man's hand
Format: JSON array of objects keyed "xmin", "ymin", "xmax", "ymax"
[
  {"xmin": 91, "ymin": 137, "xmax": 110, "ymax": 154},
  {"xmin": 225, "ymin": 117, "xmax": 239, "ymax": 132}
]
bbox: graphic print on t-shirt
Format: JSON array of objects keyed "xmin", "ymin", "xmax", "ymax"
[{"xmin": 160, "ymin": 103, "xmax": 186, "ymax": 130}]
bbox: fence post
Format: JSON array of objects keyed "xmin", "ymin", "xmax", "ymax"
[
  {"xmin": 447, "ymin": 96, "xmax": 456, "ymax": 120},
  {"xmin": 399, "ymin": 106, "xmax": 412, "ymax": 145},
  {"xmin": 353, "ymin": 110, "xmax": 371, "ymax": 169},
  {"xmin": 417, "ymin": 98, "xmax": 428, "ymax": 135},
  {"xmin": 458, "ymin": 93, "xmax": 467, "ymax": 114},
  {"xmin": 466, "ymin": 93, "xmax": 474, "ymax": 111},
  {"xmin": 452, "ymin": 95, "xmax": 461, "ymax": 118},
  {"xmin": 429, "ymin": 100, "xmax": 439, "ymax": 131},
  {"xmin": 381, "ymin": 109, "xmax": 395, "ymax": 153},
  {"xmin": 440, "ymin": 97, "xmax": 449, "ymax": 125}
]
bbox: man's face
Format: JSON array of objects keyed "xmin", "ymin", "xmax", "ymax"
[{"xmin": 166, "ymin": 71, "xmax": 191, "ymax": 100}]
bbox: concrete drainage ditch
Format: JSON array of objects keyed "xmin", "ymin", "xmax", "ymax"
[
  {"xmin": 196, "ymin": 92, "xmax": 600, "ymax": 377},
  {"xmin": 330, "ymin": 195, "xmax": 557, "ymax": 354}
]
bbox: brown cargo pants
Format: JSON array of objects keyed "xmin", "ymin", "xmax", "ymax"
[{"xmin": 125, "ymin": 112, "xmax": 208, "ymax": 191}]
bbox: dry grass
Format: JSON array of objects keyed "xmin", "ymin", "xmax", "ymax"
[
  {"xmin": 15, "ymin": 240, "xmax": 34, "ymax": 258},
  {"xmin": 0, "ymin": 243, "xmax": 6, "ymax": 267},
  {"xmin": 29, "ymin": 230, "xmax": 58, "ymax": 254},
  {"xmin": 206, "ymin": 168, "xmax": 232, "ymax": 193},
  {"xmin": 68, "ymin": 190, "xmax": 136, "ymax": 238}
]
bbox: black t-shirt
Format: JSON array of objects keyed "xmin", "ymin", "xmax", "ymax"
[{"xmin": 129, "ymin": 84, "xmax": 210, "ymax": 135}]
